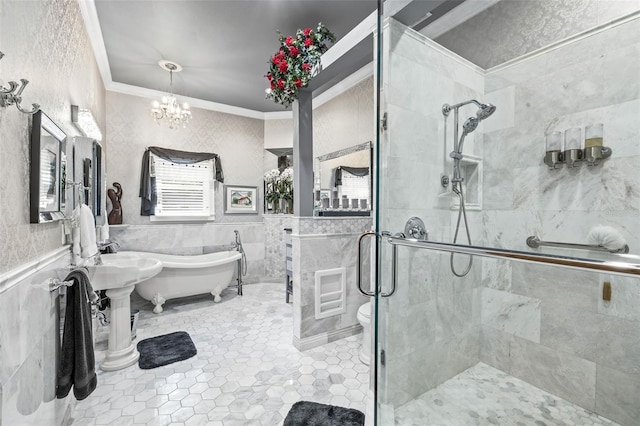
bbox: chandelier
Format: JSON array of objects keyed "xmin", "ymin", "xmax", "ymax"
[{"xmin": 151, "ymin": 60, "xmax": 191, "ymax": 129}]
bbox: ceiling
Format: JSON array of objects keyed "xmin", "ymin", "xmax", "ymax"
[
  {"xmin": 91, "ymin": 0, "xmax": 501, "ymax": 116},
  {"xmin": 94, "ymin": 0, "xmax": 377, "ymax": 113}
]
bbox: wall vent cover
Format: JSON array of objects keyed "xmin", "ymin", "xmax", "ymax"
[{"xmin": 315, "ymin": 267, "xmax": 347, "ymax": 319}]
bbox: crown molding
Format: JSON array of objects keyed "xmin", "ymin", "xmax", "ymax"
[
  {"xmin": 78, "ymin": 0, "xmax": 112, "ymax": 85},
  {"xmin": 313, "ymin": 62, "xmax": 373, "ymax": 109},
  {"xmin": 486, "ymin": 10, "xmax": 640, "ymax": 74},
  {"xmin": 80, "ymin": 0, "xmax": 377, "ymax": 121},
  {"xmin": 321, "ymin": 10, "xmax": 377, "ymax": 71},
  {"xmin": 419, "ymin": 0, "xmax": 501, "ymax": 39},
  {"xmin": 108, "ymin": 82, "xmax": 266, "ymax": 120},
  {"xmin": 263, "ymin": 62, "xmax": 374, "ymax": 120}
]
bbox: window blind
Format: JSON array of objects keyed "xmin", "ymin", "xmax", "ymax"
[
  {"xmin": 153, "ymin": 156, "xmax": 213, "ymax": 217},
  {"xmin": 340, "ymin": 171, "xmax": 369, "ymax": 201}
]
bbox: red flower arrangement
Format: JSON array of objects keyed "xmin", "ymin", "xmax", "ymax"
[{"xmin": 265, "ymin": 23, "xmax": 336, "ymax": 108}]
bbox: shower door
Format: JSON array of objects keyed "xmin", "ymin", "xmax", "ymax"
[{"xmin": 371, "ymin": 2, "xmax": 640, "ymax": 425}]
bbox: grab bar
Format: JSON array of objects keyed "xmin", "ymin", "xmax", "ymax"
[
  {"xmin": 386, "ymin": 236, "xmax": 640, "ymax": 277},
  {"xmin": 526, "ymin": 236, "xmax": 629, "ymax": 254}
]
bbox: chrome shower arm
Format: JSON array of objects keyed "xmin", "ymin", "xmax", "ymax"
[{"xmin": 442, "ymin": 99, "xmax": 482, "ymax": 116}]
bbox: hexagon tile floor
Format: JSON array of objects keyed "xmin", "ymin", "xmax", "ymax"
[
  {"xmin": 394, "ymin": 362, "xmax": 619, "ymax": 426},
  {"xmin": 70, "ymin": 282, "xmax": 619, "ymax": 426},
  {"xmin": 69, "ymin": 282, "xmax": 369, "ymax": 426}
]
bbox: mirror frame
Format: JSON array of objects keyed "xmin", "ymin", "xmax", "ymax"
[
  {"xmin": 30, "ymin": 110, "xmax": 67, "ymax": 223},
  {"xmin": 314, "ymin": 141, "xmax": 373, "ymax": 216},
  {"xmin": 69, "ymin": 137, "xmax": 105, "ymax": 226}
]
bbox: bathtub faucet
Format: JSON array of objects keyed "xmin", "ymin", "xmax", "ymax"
[
  {"xmin": 233, "ymin": 230, "xmax": 243, "ymax": 253},
  {"xmin": 98, "ymin": 240, "xmax": 120, "ymax": 254},
  {"xmin": 233, "ymin": 230, "xmax": 247, "ymax": 281}
]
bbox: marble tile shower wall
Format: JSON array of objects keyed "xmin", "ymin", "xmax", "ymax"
[
  {"xmin": 264, "ymin": 215, "xmax": 294, "ymax": 279},
  {"xmin": 290, "ymin": 217, "xmax": 372, "ymax": 350},
  {"xmin": 479, "ymin": 15, "xmax": 640, "ymax": 426},
  {"xmin": 378, "ymin": 19, "xmax": 486, "ymax": 407},
  {"xmin": 108, "ymin": 222, "xmax": 265, "ymax": 281}
]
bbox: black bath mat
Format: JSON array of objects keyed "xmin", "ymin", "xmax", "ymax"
[
  {"xmin": 137, "ymin": 331, "xmax": 197, "ymax": 369},
  {"xmin": 284, "ymin": 401, "xmax": 365, "ymax": 426}
]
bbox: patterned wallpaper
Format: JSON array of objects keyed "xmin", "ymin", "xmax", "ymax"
[
  {"xmin": 314, "ymin": 77, "xmax": 374, "ymax": 158},
  {"xmin": 106, "ymin": 92, "xmax": 265, "ymax": 225},
  {"xmin": 0, "ymin": 0, "xmax": 106, "ymax": 273},
  {"xmin": 435, "ymin": 0, "xmax": 640, "ymax": 69}
]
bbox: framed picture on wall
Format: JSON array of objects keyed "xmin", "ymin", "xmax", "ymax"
[{"xmin": 224, "ymin": 185, "xmax": 258, "ymax": 214}]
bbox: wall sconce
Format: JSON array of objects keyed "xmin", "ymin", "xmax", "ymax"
[
  {"xmin": 71, "ymin": 105, "xmax": 102, "ymax": 141},
  {"xmin": 0, "ymin": 51, "xmax": 40, "ymax": 115},
  {"xmin": 544, "ymin": 123, "xmax": 611, "ymax": 169}
]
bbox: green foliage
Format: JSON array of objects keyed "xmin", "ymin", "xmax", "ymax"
[{"xmin": 265, "ymin": 23, "xmax": 336, "ymax": 108}]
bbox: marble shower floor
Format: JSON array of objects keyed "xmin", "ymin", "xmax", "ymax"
[
  {"xmin": 394, "ymin": 362, "xmax": 618, "ymax": 426},
  {"xmin": 70, "ymin": 282, "xmax": 369, "ymax": 426}
]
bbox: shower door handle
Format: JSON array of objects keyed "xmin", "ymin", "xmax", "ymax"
[
  {"xmin": 382, "ymin": 242, "xmax": 398, "ymax": 298},
  {"xmin": 357, "ymin": 231, "xmax": 376, "ymax": 297}
]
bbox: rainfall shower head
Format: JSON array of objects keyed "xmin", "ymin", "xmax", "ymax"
[
  {"xmin": 476, "ymin": 103, "xmax": 496, "ymax": 120},
  {"xmin": 442, "ymin": 99, "xmax": 497, "ymax": 119}
]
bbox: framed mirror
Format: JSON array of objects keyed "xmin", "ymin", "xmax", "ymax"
[
  {"xmin": 314, "ymin": 141, "xmax": 372, "ymax": 216},
  {"xmin": 70, "ymin": 137, "xmax": 105, "ymax": 226},
  {"xmin": 30, "ymin": 110, "xmax": 67, "ymax": 223}
]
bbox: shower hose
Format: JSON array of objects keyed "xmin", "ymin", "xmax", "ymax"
[{"xmin": 451, "ymin": 181, "xmax": 473, "ymax": 277}]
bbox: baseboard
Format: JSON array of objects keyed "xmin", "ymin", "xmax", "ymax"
[{"xmin": 293, "ymin": 324, "xmax": 363, "ymax": 351}]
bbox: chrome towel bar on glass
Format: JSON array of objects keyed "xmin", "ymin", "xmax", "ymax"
[
  {"xmin": 386, "ymin": 236, "xmax": 640, "ymax": 277},
  {"xmin": 526, "ymin": 236, "xmax": 629, "ymax": 254}
]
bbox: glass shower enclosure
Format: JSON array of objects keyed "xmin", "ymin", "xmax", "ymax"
[{"xmin": 371, "ymin": 2, "xmax": 640, "ymax": 425}]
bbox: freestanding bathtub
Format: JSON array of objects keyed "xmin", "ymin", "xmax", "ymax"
[{"xmin": 124, "ymin": 251, "xmax": 242, "ymax": 313}]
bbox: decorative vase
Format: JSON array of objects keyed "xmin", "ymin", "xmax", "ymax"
[{"xmin": 279, "ymin": 198, "xmax": 287, "ymax": 214}]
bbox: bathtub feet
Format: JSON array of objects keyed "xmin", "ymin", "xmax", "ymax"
[
  {"xmin": 151, "ymin": 293, "xmax": 166, "ymax": 314},
  {"xmin": 211, "ymin": 291, "xmax": 221, "ymax": 303}
]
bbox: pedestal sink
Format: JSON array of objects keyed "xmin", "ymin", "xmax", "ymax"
[{"xmin": 87, "ymin": 253, "xmax": 162, "ymax": 371}]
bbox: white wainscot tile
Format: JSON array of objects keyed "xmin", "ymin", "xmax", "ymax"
[
  {"xmin": 483, "ymin": 169, "xmax": 514, "ymax": 210},
  {"xmin": 484, "ymin": 85, "xmax": 515, "ymax": 133},
  {"xmin": 598, "ymin": 275, "xmax": 640, "ymax": 321},
  {"xmin": 481, "ymin": 258, "xmax": 512, "ymax": 292},
  {"xmin": 481, "ymin": 288, "xmax": 540, "ymax": 343},
  {"xmin": 596, "ymin": 366, "xmax": 640, "ymax": 426},
  {"xmin": 509, "ymin": 337, "xmax": 596, "ymax": 411},
  {"xmin": 481, "ymin": 210, "xmax": 543, "ymax": 252},
  {"xmin": 598, "ymin": 156, "xmax": 640, "ymax": 212}
]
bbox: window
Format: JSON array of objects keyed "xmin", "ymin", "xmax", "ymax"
[
  {"xmin": 340, "ymin": 170, "xmax": 370, "ymax": 202},
  {"xmin": 151, "ymin": 154, "xmax": 215, "ymax": 221}
]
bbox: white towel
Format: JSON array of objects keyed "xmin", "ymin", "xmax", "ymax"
[
  {"xmin": 98, "ymin": 207, "xmax": 109, "ymax": 242},
  {"xmin": 80, "ymin": 204, "xmax": 98, "ymax": 259}
]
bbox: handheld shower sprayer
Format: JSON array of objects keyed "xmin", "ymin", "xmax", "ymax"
[
  {"xmin": 441, "ymin": 99, "xmax": 497, "ymax": 278},
  {"xmin": 454, "ymin": 117, "xmax": 480, "ymax": 157}
]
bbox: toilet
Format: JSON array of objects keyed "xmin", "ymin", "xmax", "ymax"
[{"xmin": 357, "ymin": 301, "xmax": 372, "ymax": 365}]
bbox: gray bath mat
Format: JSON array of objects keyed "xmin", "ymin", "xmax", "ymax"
[
  {"xmin": 137, "ymin": 331, "xmax": 197, "ymax": 369},
  {"xmin": 284, "ymin": 401, "xmax": 365, "ymax": 426}
]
